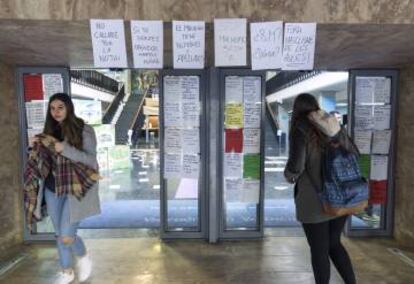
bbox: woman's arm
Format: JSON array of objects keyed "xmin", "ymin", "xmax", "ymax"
[
  {"xmin": 284, "ymin": 128, "xmax": 307, "ymax": 184},
  {"xmin": 60, "ymin": 126, "xmax": 98, "ymax": 169}
]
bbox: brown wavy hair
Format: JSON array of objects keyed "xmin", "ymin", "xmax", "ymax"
[
  {"xmin": 290, "ymin": 93, "xmax": 323, "ymax": 143},
  {"xmin": 43, "ymin": 93, "xmax": 85, "ymax": 150}
]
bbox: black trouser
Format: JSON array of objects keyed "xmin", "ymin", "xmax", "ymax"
[{"xmin": 302, "ymin": 216, "xmax": 356, "ymax": 284}]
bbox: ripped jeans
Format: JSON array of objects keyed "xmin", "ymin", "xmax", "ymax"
[{"xmin": 45, "ymin": 188, "xmax": 87, "ymax": 270}]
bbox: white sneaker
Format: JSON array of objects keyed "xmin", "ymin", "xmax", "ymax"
[
  {"xmin": 56, "ymin": 270, "xmax": 75, "ymax": 284},
  {"xmin": 77, "ymin": 254, "xmax": 92, "ymax": 282}
]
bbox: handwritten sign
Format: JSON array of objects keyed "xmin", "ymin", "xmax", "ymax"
[
  {"xmin": 90, "ymin": 19, "xmax": 128, "ymax": 68},
  {"xmin": 250, "ymin": 21, "xmax": 283, "ymax": 70},
  {"xmin": 214, "ymin": 18, "xmax": 247, "ymax": 66},
  {"xmin": 131, "ymin": 20, "xmax": 163, "ymax": 69},
  {"xmin": 282, "ymin": 23, "xmax": 317, "ymax": 70},
  {"xmin": 42, "ymin": 74, "xmax": 63, "ymax": 99},
  {"xmin": 173, "ymin": 21, "xmax": 205, "ymax": 69}
]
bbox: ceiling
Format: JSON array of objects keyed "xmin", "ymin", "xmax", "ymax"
[{"xmin": 1, "ymin": 20, "xmax": 414, "ymax": 69}]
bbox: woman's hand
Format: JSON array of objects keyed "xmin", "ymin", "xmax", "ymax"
[
  {"xmin": 54, "ymin": 142, "xmax": 64, "ymax": 153},
  {"xmin": 28, "ymin": 136, "xmax": 40, "ymax": 148}
]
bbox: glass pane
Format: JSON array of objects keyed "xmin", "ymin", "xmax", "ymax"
[
  {"xmin": 163, "ymin": 75, "xmax": 201, "ymax": 231},
  {"xmin": 350, "ymin": 76, "xmax": 392, "ymax": 230},
  {"xmin": 223, "ymin": 76, "xmax": 262, "ymax": 231}
]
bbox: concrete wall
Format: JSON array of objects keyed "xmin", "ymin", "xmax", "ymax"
[
  {"xmin": 0, "ymin": 0, "xmax": 413, "ymax": 23},
  {"xmin": 395, "ymin": 65, "xmax": 414, "ymax": 248},
  {"xmin": 0, "ymin": 61, "xmax": 23, "ymax": 258}
]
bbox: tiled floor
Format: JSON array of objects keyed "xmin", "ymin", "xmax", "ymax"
[{"xmin": 1, "ymin": 234, "xmax": 414, "ymax": 284}]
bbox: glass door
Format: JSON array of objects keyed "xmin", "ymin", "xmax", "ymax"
[
  {"xmin": 159, "ymin": 69, "xmax": 207, "ymax": 239},
  {"xmin": 345, "ymin": 69, "xmax": 398, "ymax": 237},
  {"xmin": 218, "ymin": 69, "xmax": 266, "ymax": 239}
]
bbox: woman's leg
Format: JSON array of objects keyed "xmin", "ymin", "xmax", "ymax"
[
  {"xmin": 328, "ymin": 216, "xmax": 357, "ymax": 284},
  {"xmin": 302, "ymin": 221, "xmax": 331, "ymax": 284},
  {"xmin": 59, "ymin": 196, "xmax": 87, "ymax": 258},
  {"xmin": 44, "ymin": 189, "xmax": 73, "ymax": 270}
]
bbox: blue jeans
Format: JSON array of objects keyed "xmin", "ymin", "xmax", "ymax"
[{"xmin": 45, "ymin": 188, "xmax": 86, "ymax": 269}]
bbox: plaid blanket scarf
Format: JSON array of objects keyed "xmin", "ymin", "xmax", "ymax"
[{"xmin": 23, "ymin": 134, "xmax": 100, "ymax": 227}]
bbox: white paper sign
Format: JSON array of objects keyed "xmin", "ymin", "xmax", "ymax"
[
  {"xmin": 224, "ymin": 153, "xmax": 243, "ymax": 178},
  {"xmin": 173, "ymin": 21, "xmax": 205, "ymax": 69},
  {"xmin": 354, "ymin": 130, "xmax": 372, "ymax": 154},
  {"xmin": 164, "ymin": 76, "xmax": 183, "ymax": 127},
  {"xmin": 164, "ymin": 153, "xmax": 182, "ymax": 178},
  {"xmin": 181, "ymin": 76, "xmax": 200, "ymax": 127},
  {"xmin": 165, "ymin": 128, "xmax": 182, "ymax": 153},
  {"xmin": 374, "ymin": 105, "xmax": 391, "ymax": 130},
  {"xmin": 131, "ymin": 20, "xmax": 163, "ymax": 69},
  {"xmin": 370, "ymin": 155, "xmax": 388, "ymax": 180},
  {"xmin": 182, "ymin": 129, "xmax": 200, "ymax": 154},
  {"xmin": 244, "ymin": 104, "xmax": 261, "ymax": 128},
  {"xmin": 282, "ymin": 23, "xmax": 317, "ymax": 70},
  {"xmin": 374, "ymin": 77, "xmax": 391, "ymax": 104},
  {"xmin": 25, "ymin": 100, "xmax": 47, "ymax": 129},
  {"xmin": 243, "ymin": 128, "xmax": 261, "ymax": 154},
  {"xmin": 355, "ymin": 77, "xmax": 375, "ymax": 104},
  {"xmin": 372, "ymin": 130, "xmax": 391, "ymax": 154},
  {"xmin": 354, "ymin": 105, "xmax": 374, "ymax": 130},
  {"xmin": 42, "ymin": 74, "xmax": 63, "ymax": 99},
  {"xmin": 94, "ymin": 124, "xmax": 116, "ymax": 148},
  {"xmin": 242, "ymin": 180, "xmax": 260, "ymax": 203},
  {"xmin": 214, "ymin": 18, "xmax": 247, "ymax": 66},
  {"xmin": 224, "ymin": 178, "xmax": 243, "ymax": 202},
  {"xmin": 90, "ymin": 19, "xmax": 128, "ymax": 68},
  {"xmin": 182, "ymin": 154, "xmax": 200, "ymax": 178},
  {"xmin": 225, "ymin": 76, "xmax": 243, "ymax": 103},
  {"xmin": 243, "ymin": 77, "xmax": 262, "ymax": 104},
  {"xmin": 250, "ymin": 21, "xmax": 283, "ymax": 70}
]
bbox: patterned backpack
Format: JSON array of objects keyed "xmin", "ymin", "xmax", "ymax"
[{"xmin": 318, "ymin": 140, "xmax": 369, "ymax": 216}]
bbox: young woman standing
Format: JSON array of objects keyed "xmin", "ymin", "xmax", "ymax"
[
  {"xmin": 29, "ymin": 93, "xmax": 101, "ymax": 284},
  {"xmin": 284, "ymin": 93, "xmax": 357, "ymax": 284}
]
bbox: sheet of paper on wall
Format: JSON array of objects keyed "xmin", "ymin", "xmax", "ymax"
[
  {"xmin": 164, "ymin": 153, "xmax": 182, "ymax": 178},
  {"xmin": 354, "ymin": 130, "xmax": 372, "ymax": 154},
  {"xmin": 370, "ymin": 155, "xmax": 388, "ymax": 181},
  {"xmin": 173, "ymin": 21, "xmax": 205, "ymax": 69},
  {"xmin": 372, "ymin": 130, "xmax": 391, "ymax": 154},
  {"xmin": 358, "ymin": 154, "xmax": 371, "ymax": 179},
  {"xmin": 224, "ymin": 153, "xmax": 243, "ymax": 178},
  {"xmin": 163, "ymin": 76, "xmax": 183, "ymax": 127},
  {"xmin": 354, "ymin": 105, "xmax": 374, "ymax": 130},
  {"xmin": 23, "ymin": 74, "xmax": 44, "ymax": 102},
  {"xmin": 242, "ymin": 179, "xmax": 260, "ymax": 203},
  {"xmin": 90, "ymin": 19, "xmax": 128, "ymax": 68},
  {"xmin": 42, "ymin": 74, "xmax": 63, "ymax": 99},
  {"xmin": 374, "ymin": 77, "xmax": 391, "ymax": 104},
  {"xmin": 73, "ymin": 99, "xmax": 102, "ymax": 125},
  {"xmin": 182, "ymin": 128, "xmax": 200, "ymax": 154},
  {"xmin": 355, "ymin": 77, "xmax": 375, "ymax": 104},
  {"xmin": 225, "ymin": 103, "xmax": 244, "ymax": 128},
  {"xmin": 224, "ymin": 178, "xmax": 243, "ymax": 202},
  {"xmin": 131, "ymin": 20, "xmax": 163, "ymax": 69},
  {"xmin": 165, "ymin": 128, "xmax": 182, "ymax": 153},
  {"xmin": 25, "ymin": 100, "xmax": 46, "ymax": 129},
  {"xmin": 181, "ymin": 154, "xmax": 200, "ymax": 179},
  {"xmin": 214, "ymin": 18, "xmax": 247, "ymax": 66},
  {"xmin": 250, "ymin": 21, "xmax": 283, "ymax": 70},
  {"xmin": 225, "ymin": 76, "xmax": 243, "ymax": 103},
  {"xmin": 244, "ymin": 104, "xmax": 261, "ymax": 128},
  {"xmin": 243, "ymin": 128, "xmax": 261, "ymax": 154},
  {"xmin": 243, "ymin": 76, "xmax": 261, "ymax": 103},
  {"xmin": 180, "ymin": 76, "xmax": 200, "ymax": 127},
  {"xmin": 374, "ymin": 105, "xmax": 391, "ymax": 130},
  {"xmin": 282, "ymin": 23, "xmax": 317, "ymax": 70}
]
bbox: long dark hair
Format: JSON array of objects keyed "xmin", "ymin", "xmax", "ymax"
[
  {"xmin": 290, "ymin": 93, "xmax": 322, "ymax": 142},
  {"xmin": 44, "ymin": 93, "xmax": 85, "ymax": 150}
]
